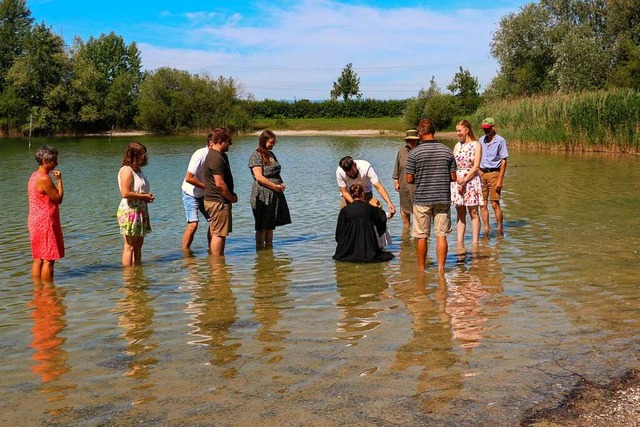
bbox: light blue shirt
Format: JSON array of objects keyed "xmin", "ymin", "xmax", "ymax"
[{"xmin": 480, "ymin": 134, "xmax": 508, "ymax": 169}]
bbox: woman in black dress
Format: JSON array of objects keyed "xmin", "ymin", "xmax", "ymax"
[
  {"xmin": 248, "ymin": 130, "xmax": 291, "ymax": 248},
  {"xmin": 333, "ymin": 183, "xmax": 393, "ymax": 263}
]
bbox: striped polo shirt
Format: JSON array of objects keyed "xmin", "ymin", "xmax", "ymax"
[{"xmin": 405, "ymin": 140, "xmax": 456, "ymax": 205}]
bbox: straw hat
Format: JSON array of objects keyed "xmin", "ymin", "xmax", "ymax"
[{"xmin": 404, "ymin": 129, "xmax": 420, "ymax": 140}]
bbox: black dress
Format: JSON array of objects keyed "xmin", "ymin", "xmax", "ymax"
[
  {"xmin": 333, "ymin": 200, "xmax": 394, "ymax": 263},
  {"xmin": 248, "ymin": 150, "xmax": 292, "ymax": 231}
]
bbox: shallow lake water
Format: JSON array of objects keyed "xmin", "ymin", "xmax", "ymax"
[{"xmin": 1, "ymin": 135, "xmax": 639, "ymax": 425}]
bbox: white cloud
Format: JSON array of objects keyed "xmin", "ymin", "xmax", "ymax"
[{"xmin": 139, "ymin": 0, "xmax": 518, "ymax": 99}]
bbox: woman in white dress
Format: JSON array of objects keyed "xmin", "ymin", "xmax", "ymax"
[{"xmin": 451, "ymin": 120, "xmax": 483, "ymax": 246}]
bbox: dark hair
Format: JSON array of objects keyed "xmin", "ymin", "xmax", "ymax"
[
  {"xmin": 457, "ymin": 119, "xmax": 477, "ymax": 141},
  {"xmin": 348, "ymin": 183, "xmax": 365, "ymax": 200},
  {"xmin": 34, "ymin": 145, "xmax": 58, "ymax": 165},
  {"xmin": 257, "ymin": 130, "xmax": 276, "ymax": 166},
  {"xmin": 122, "ymin": 142, "xmax": 148, "ymax": 171},
  {"xmin": 206, "ymin": 133, "xmax": 214, "ymax": 146},
  {"xmin": 211, "ymin": 127, "xmax": 232, "ymax": 145},
  {"xmin": 339, "ymin": 156, "xmax": 355, "ymax": 172},
  {"xmin": 417, "ymin": 118, "xmax": 435, "ymax": 136}
]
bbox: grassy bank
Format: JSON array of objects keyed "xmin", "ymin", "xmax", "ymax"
[
  {"xmin": 477, "ymin": 89, "xmax": 640, "ymax": 153},
  {"xmin": 253, "ymin": 117, "xmax": 407, "ymax": 133}
]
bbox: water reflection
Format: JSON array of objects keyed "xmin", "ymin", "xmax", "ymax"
[
  {"xmin": 29, "ymin": 278, "xmax": 75, "ymax": 411},
  {"xmin": 252, "ymin": 249, "xmax": 293, "ymax": 363},
  {"xmin": 116, "ymin": 267, "xmax": 158, "ymax": 404},
  {"xmin": 389, "ymin": 240, "xmax": 462, "ymax": 413},
  {"xmin": 391, "ymin": 272, "xmax": 462, "ymax": 413},
  {"xmin": 334, "ymin": 261, "xmax": 389, "ymax": 343},
  {"xmin": 187, "ymin": 257, "xmax": 239, "ymax": 378},
  {"xmin": 446, "ymin": 239, "xmax": 512, "ymax": 351}
]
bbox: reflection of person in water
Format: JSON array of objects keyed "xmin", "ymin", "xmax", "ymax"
[
  {"xmin": 252, "ymin": 249, "xmax": 293, "ymax": 359},
  {"xmin": 333, "ymin": 183, "xmax": 394, "ymax": 263},
  {"xmin": 334, "ymin": 261, "xmax": 389, "ymax": 342},
  {"xmin": 390, "ymin": 274, "xmax": 462, "ymax": 413},
  {"xmin": 116, "ymin": 268, "xmax": 158, "ymax": 388},
  {"xmin": 188, "ymin": 257, "xmax": 239, "ymax": 376},
  {"xmin": 29, "ymin": 279, "xmax": 72, "ymax": 387},
  {"xmin": 446, "ymin": 239, "xmax": 511, "ymax": 351}
]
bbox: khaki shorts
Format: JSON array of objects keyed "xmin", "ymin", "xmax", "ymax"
[
  {"xmin": 204, "ymin": 200, "xmax": 232, "ymax": 236},
  {"xmin": 481, "ymin": 171, "xmax": 502, "ymax": 202},
  {"xmin": 412, "ymin": 203, "xmax": 451, "ymax": 239}
]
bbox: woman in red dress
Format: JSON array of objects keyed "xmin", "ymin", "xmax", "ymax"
[{"xmin": 28, "ymin": 145, "xmax": 64, "ymax": 281}]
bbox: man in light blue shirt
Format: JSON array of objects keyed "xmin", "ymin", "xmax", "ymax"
[{"xmin": 479, "ymin": 117, "xmax": 509, "ymax": 237}]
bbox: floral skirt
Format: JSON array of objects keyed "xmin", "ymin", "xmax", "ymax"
[{"xmin": 117, "ymin": 199, "xmax": 151, "ymax": 236}]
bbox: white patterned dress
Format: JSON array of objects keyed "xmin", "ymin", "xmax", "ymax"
[{"xmin": 451, "ymin": 141, "xmax": 484, "ymax": 207}]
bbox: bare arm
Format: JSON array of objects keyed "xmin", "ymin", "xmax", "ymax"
[
  {"xmin": 406, "ymin": 173, "xmax": 415, "ymax": 184},
  {"xmin": 184, "ymin": 171, "xmax": 205, "ymax": 190},
  {"xmin": 252, "ymin": 166, "xmax": 285, "ymax": 193},
  {"xmin": 119, "ymin": 167, "xmax": 154, "ymax": 202},
  {"xmin": 339, "ymin": 186, "xmax": 353, "ymax": 204},
  {"xmin": 392, "ymin": 152, "xmax": 400, "ymax": 190},
  {"xmin": 460, "ymin": 142, "xmax": 482, "ymax": 185},
  {"xmin": 214, "ymin": 174, "xmax": 238, "ymax": 203},
  {"xmin": 38, "ymin": 171, "xmax": 63, "ymax": 205},
  {"xmin": 497, "ymin": 158, "xmax": 507, "ymax": 190},
  {"xmin": 373, "ymin": 181, "xmax": 396, "ymax": 216}
]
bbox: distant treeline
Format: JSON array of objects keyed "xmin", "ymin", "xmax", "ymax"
[{"xmin": 245, "ymin": 99, "xmax": 407, "ymax": 119}]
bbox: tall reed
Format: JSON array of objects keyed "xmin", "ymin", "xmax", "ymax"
[{"xmin": 475, "ymin": 89, "xmax": 640, "ymax": 152}]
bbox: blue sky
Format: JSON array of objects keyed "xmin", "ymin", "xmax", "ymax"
[{"xmin": 29, "ymin": 0, "xmax": 530, "ymax": 100}]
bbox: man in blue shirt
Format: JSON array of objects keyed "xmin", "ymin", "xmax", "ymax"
[{"xmin": 479, "ymin": 117, "xmax": 509, "ymax": 237}]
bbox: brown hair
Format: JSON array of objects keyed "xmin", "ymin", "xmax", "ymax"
[
  {"xmin": 417, "ymin": 118, "xmax": 435, "ymax": 136},
  {"xmin": 348, "ymin": 183, "xmax": 365, "ymax": 200},
  {"xmin": 339, "ymin": 156, "xmax": 355, "ymax": 172},
  {"xmin": 457, "ymin": 119, "xmax": 477, "ymax": 141},
  {"xmin": 257, "ymin": 130, "xmax": 276, "ymax": 166},
  {"xmin": 210, "ymin": 127, "xmax": 232, "ymax": 145},
  {"xmin": 122, "ymin": 142, "xmax": 148, "ymax": 172}
]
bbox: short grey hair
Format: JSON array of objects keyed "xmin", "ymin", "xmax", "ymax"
[{"xmin": 34, "ymin": 145, "xmax": 58, "ymax": 165}]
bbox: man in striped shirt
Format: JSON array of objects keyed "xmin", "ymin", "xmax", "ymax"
[{"xmin": 405, "ymin": 118, "xmax": 457, "ymax": 273}]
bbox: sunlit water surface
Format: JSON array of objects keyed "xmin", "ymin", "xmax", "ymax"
[{"xmin": 1, "ymin": 135, "xmax": 639, "ymax": 425}]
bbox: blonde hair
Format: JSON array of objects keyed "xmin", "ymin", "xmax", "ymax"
[{"xmin": 457, "ymin": 119, "xmax": 477, "ymax": 141}]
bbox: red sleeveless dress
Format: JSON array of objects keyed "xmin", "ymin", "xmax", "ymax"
[{"xmin": 28, "ymin": 171, "xmax": 65, "ymax": 260}]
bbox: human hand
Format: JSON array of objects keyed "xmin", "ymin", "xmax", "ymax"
[
  {"xmin": 388, "ymin": 203, "xmax": 396, "ymax": 216},
  {"xmin": 52, "ymin": 170, "xmax": 62, "ymax": 180},
  {"xmin": 147, "ymin": 193, "xmax": 155, "ymax": 203}
]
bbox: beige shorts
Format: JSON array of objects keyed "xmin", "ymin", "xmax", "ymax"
[
  {"xmin": 204, "ymin": 200, "xmax": 232, "ymax": 236},
  {"xmin": 481, "ymin": 171, "xmax": 502, "ymax": 202},
  {"xmin": 412, "ymin": 203, "xmax": 451, "ymax": 239}
]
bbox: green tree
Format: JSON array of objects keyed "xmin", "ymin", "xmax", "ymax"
[
  {"xmin": 551, "ymin": 29, "xmax": 609, "ymax": 92},
  {"xmin": 447, "ymin": 66, "xmax": 481, "ymax": 114},
  {"xmin": 70, "ymin": 32, "xmax": 142, "ymax": 131},
  {"xmin": 423, "ymin": 93, "xmax": 458, "ymax": 130},
  {"xmin": 490, "ymin": 0, "xmax": 640, "ymax": 96},
  {"xmin": 490, "ymin": 3, "xmax": 556, "ymax": 96},
  {"xmin": 403, "ymin": 76, "xmax": 440, "ymax": 128},
  {"xmin": 5, "ymin": 22, "xmax": 70, "ymax": 133},
  {"xmin": 330, "ymin": 63, "xmax": 362, "ymax": 101},
  {"xmin": 136, "ymin": 68, "xmax": 250, "ymax": 134},
  {"xmin": 0, "ymin": 0, "xmax": 33, "ymax": 90}
]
